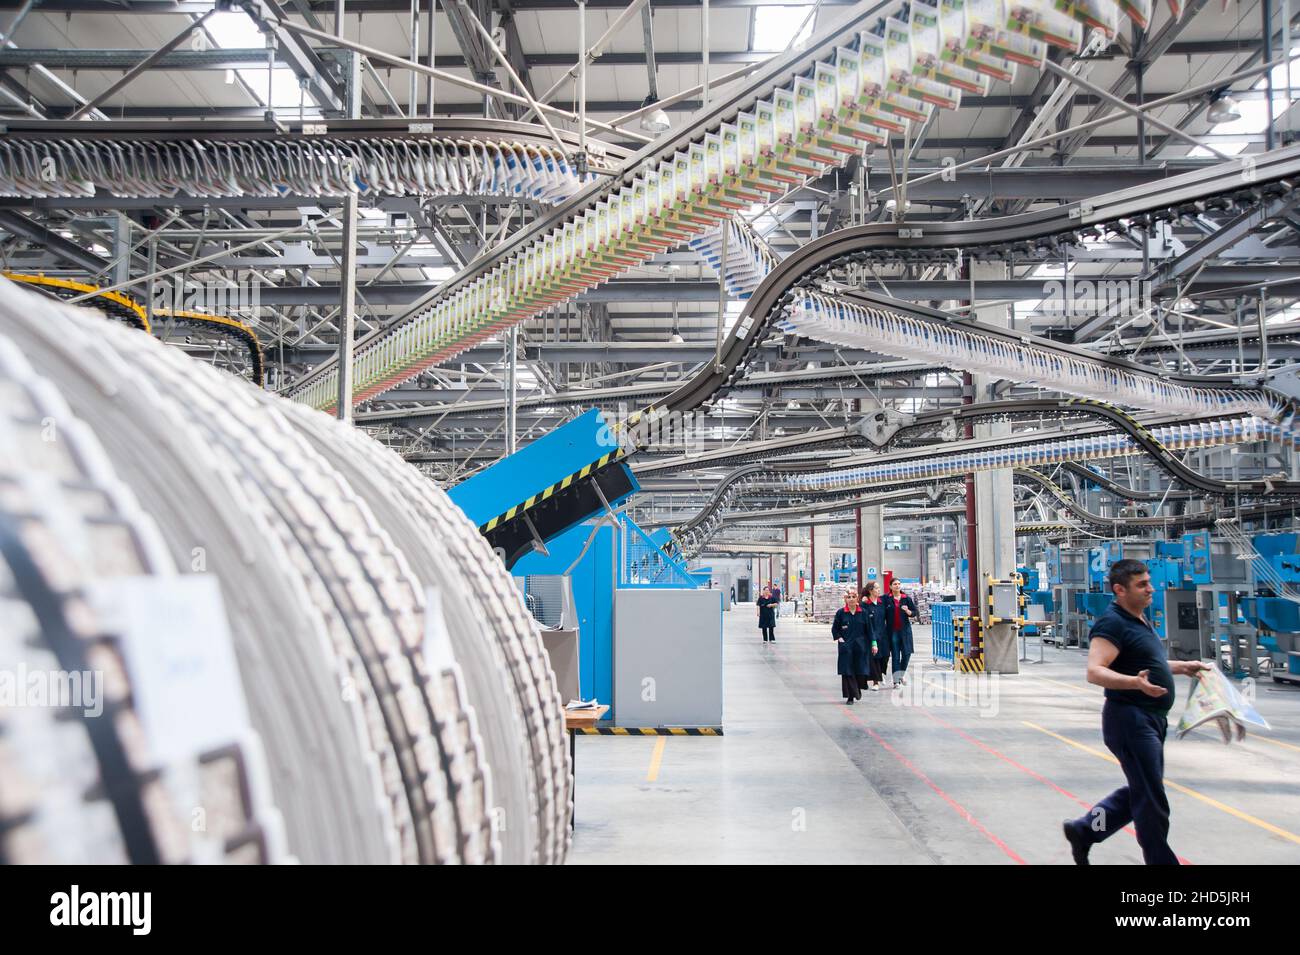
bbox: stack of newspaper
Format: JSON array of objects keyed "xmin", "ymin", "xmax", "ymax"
[{"xmin": 1176, "ymin": 669, "xmax": 1270, "ymax": 743}]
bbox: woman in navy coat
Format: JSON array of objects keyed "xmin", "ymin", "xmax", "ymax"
[
  {"xmin": 831, "ymin": 588, "xmax": 870, "ymax": 704},
  {"xmin": 756, "ymin": 586, "xmax": 779, "ymax": 643},
  {"xmin": 881, "ymin": 577, "xmax": 918, "ymax": 686},
  {"xmin": 860, "ymin": 580, "xmax": 888, "ymax": 690}
]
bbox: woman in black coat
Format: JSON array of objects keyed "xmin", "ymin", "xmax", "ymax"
[
  {"xmin": 860, "ymin": 580, "xmax": 889, "ymax": 691},
  {"xmin": 881, "ymin": 578, "xmax": 918, "ymax": 686},
  {"xmin": 831, "ymin": 589, "xmax": 870, "ymax": 704},
  {"xmin": 756, "ymin": 586, "xmax": 778, "ymax": 643}
]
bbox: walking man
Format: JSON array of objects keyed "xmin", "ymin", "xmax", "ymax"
[{"xmin": 1062, "ymin": 559, "xmax": 1209, "ymax": 864}]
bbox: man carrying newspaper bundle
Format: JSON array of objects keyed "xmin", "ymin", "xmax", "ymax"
[{"xmin": 1061, "ymin": 559, "xmax": 1210, "ymax": 865}]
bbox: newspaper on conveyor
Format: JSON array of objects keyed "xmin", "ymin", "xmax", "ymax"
[{"xmin": 1175, "ymin": 668, "xmax": 1270, "ymax": 743}]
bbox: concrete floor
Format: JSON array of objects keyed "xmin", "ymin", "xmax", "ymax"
[{"xmin": 568, "ymin": 608, "xmax": 1300, "ymax": 865}]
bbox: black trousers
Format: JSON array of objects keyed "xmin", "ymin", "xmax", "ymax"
[
  {"xmin": 841, "ymin": 674, "xmax": 861, "ymax": 701},
  {"xmin": 761, "ymin": 626, "xmax": 775, "ymax": 642},
  {"xmin": 1070, "ymin": 701, "xmax": 1178, "ymax": 865}
]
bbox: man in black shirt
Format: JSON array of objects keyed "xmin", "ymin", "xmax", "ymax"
[{"xmin": 1062, "ymin": 559, "xmax": 1209, "ymax": 865}]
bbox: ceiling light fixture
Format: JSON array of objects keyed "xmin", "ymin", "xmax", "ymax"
[
  {"xmin": 1207, "ymin": 93, "xmax": 1241, "ymax": 125},
  {"xmin": 638, "ymin": 94, "xmax": 671, "ymax": 134}
]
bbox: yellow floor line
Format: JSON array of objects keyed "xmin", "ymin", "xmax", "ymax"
[
  {"xmin": 1252, "ymin": 734, "xmax": 1300, "ymax": 755},
  {"xmin": 1023, "ymin": 679, "xmax": 1300, "ymax": 759},
  {"xmin": 1022, "ymin": 721, "xmax": 1300, "ymax": 846},
  {"xmin": 1026, "ymin": 674, "xmax": 1098, "ymax": 696},
  {"xmin": 646, "ymin": 736, "xmax": 666, "ymax": 782},
  {"xmin": 923, "ymin": 677, "xmax": 972, "ymax": 702}
]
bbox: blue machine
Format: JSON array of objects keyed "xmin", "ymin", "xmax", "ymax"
[
  {"xmin": 513, "ymin": 513, "xmax": 700, "ymax": 718},
  {"xmin": 1045, "ymin": 545, "xmax": 1062, "ymax": 586},
  {"xmin": 1087, "ymin": 541, "xmax": 1126, "ymax": 589},
  {"xmin": 448, "ymin": 408, "xmax": 639, "ymax": 568},
  {"xmin": 1182, "ymin": 530, "xmax": 1214, "ymax": 585},
  {"xmin": 1238, "ymin": 533, "xmax": 1300, "ymax": 685}
]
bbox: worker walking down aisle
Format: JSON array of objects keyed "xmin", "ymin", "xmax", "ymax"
[
  {"xmin": 1062, "ymin": 559, "xmax": 1210, "ymax": 865},
  {"xmin": 882, "ymin": 578, "xmax": 917, "ymax": 687},
  {"xmin": 832, "ymin": 588, "xmax": 870, "ymax": 704},
  {"xmin": 757, "ymin": 585, "xmax": 779, "ymax": 643}
]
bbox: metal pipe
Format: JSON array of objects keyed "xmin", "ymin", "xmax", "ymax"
[
  {"xmin": 144, "ymin": 237, "xmax": 157, "ymax": 330},
  {"xmin": 878, "ymin": 58, "xmax": 1288, "ymax": 198},
  {"xmin": 964, "ymin": 371, "xmax": 980, "ymax": 660},
  {"xmin": 506, "ymin": 324, "xmax": 517, "ymax": 453},
  {"xmin": 64, "ymin": 222, "xmax": 312, "ymax": 304},
  {"xmin": 409, "ymin": 0, "xmax": 419, "ymax": 117},
  {"xmin": 608, "ymin": 60, "xmax": 763, "ymax": 126},
  {"xmin": 1259, "ymin": 291, "xmax": 1271, "ymax": 376},
  {"xmin": 855, "ymin": 507, "xmax": 863, "ymax": 592},
  {"xmin": 516, "ymin": 0, "xmax": 650, "ymax": 122},
  {"xmin": 338, "ymin": 175, "xmax": 359, "ymax": 423},
  {"xmin": 426, "ymin": 0, "xmax": 435, "ymax": 118},
  {"xmin": 276, "ymin": 17, "xmax": 653, "ymax": 143},
  {"xmin": 1134, "ymin": 49, "xmax": 1145, "ymax": 167},
  {"xmin": 701, "ymin": 0, "xmax": 710, "ymax": 112},
  {"xmin": 1044, "ymin": 58, "xmax": 1229, "ymax": 160},
  {"xmin": 0, "ymin": 0, "xmax": 36, "ymax": 45},
  {"xmin": 1265, "ymin": 0, "xmax": 1277, "ymax": 151},
  {"xmin": 578, "ymin": 0, "xmax": 587, "ymax": 154},
  {"xmin": 68, "ymin": 10, "xmax": 216, "ymax": 120},
  {"xmin": 642, "ymin": 1, "xmax": 659, "ymax": 102},
  {"xmin": 714, "ymin": 223, "xmax": 728, "ymax": 372},
  {"xmin": 454, "ymin": 0, "xmax": 570, "ymax": 156}
]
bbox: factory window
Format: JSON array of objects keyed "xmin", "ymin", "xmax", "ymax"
[{"xmin": 884, "ymin": 535, "xmax": 910, "ymax": 551}]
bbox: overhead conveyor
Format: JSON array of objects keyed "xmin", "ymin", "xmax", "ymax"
[
  {"xmin": 0, "ymin": 118, "xmax": 630, "ymax": 201},
  {"xmin": 288, "ymin": 0, "xmax": 1174, "ymax": 412},
  {"xmin": 643, "ymin": 146, "xmax": 1300, "ymax": 428},
  {"xmin": 1, "ymin": 273, "xmax": 266, "ymax": 386},
  {"xmin": 664, "ymin": 403, "xmax": 1300, "ymax": 557}
]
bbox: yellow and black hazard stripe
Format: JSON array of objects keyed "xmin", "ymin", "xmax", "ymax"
[
  {"xmin": 1067, "ymin": 397, "xmax": 1163, "ymax": 449},
  {"xmin": 574, "ymin": 726, "xmax": 723, "ymax": 736},
  {"xmin": 1016, "ymin": 522, "xmax": 1074, "ymax": 535},
  {"xmin": 954, "ymin": 655, "xmax": 986, "ymax": 674},
  {"xmin": 480, "ymin": 449, "xmax": 624, "ymax": 533}
]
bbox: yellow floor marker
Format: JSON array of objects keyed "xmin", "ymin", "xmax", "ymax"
[
  {"xmin": 1022, "ymin": 721, "xmax": 1300, "ymax": 846},
  {"xmin": 646, "ymin": 736, "xmax": 667, "ymax": 783},
  {"xmin": 1253, "ymin": 735, "xmax": 1300, "ymax": 755}
]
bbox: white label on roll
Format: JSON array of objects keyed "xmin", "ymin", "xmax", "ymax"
[{"xmin": 88, "ymin": 575, "xmax": 251, "ymax": 766}]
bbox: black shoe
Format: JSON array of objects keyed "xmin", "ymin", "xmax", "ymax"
[{"xmin": 1062, "ymin": 820, "xmax": 1091, "ymax": 865}]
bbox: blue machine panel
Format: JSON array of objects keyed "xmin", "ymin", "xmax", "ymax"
[
  {"xmin": 1183, "ymin": 531, "xmax": 1213, "ymax": 585},
  {"xmin": 514, "ymin": 521, "xmax": 617, "ymax": 711},
  {"xmin": 1088, "ymin": 541, "xmax": 1124, "ymax": 588},
  {"xmin": 1045, "ymin": 545, "xmax": 1062, "ymax": 586},
  {"xmin": 448, "ymin": 408, "xmax": 624, "ymax": 527}
]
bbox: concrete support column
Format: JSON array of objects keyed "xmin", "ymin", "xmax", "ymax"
[
  {"xmin": 972, "ymin": 261, "xmax": 1019, "ymax": 673},
  {"xmin": 858, "ymin": 505, "xmax": 883, "ymax": 592},
  {"xmin": 812, "ymin": 524, "xmax": 831, "ymax": 586}
]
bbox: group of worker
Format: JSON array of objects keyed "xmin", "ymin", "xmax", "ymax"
[
  {"xmin": 755, "ymin": 576, "xmax": 916, "ymax": 702},
  {"xmin": 831, "ymin": 579, "xmax": 917, "ymax": 703}
]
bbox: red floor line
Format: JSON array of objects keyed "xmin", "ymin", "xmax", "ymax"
[
  {"xmin": 767, "ymin": 646, "xmax": 1028, "ymax": 865},
  {"xmin": 918, "ymin": 708, "xmax": 1194, "ymax": 866},
  {"xmin": 841, "ymin": 706, "xmax": 1029, "ymax": 865}
]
